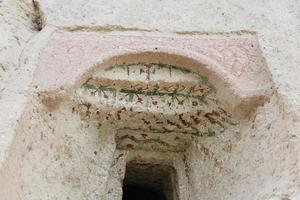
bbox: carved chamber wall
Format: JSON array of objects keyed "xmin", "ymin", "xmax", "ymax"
[{"xmin": 0, "ymin": 31, "xmax": 289, "ymax": 200}]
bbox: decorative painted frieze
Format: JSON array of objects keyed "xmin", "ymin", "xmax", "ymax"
[
  {"xmin": 72, "ymin": 62, "xmax": 235, "ymax": 151},
  {"xmin": 35, "ymin": 32, "xmax": 273, "ymax": 152}
]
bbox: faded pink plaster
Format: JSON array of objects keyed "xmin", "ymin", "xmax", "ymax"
[{"xmin": 34, "ymin": 32, "xmax": 272, "ymax": 99}]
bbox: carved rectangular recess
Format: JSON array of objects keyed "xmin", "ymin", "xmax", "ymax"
[
  {"xmin": 123, "ymin": 161, "xmax": 178, "ymax": 200},
  {"xmin": 105, "ymin": 151, "xmax": 191, "ymax": 200}
]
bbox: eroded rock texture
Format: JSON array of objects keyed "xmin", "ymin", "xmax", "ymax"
[{"xmin": 0, "ymin": 2, "xmax": 300, "ymax": 198}]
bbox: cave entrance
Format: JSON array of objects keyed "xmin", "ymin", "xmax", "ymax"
[{"xmin": 122, "ymin": 161, "xmax": 178, "ymax": 200}]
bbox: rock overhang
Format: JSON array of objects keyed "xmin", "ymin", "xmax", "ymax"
[{"xmin": 33, "ymin": 30, "xmax": 274, "ymax": 152}]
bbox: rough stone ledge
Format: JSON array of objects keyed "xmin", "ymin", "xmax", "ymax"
[{"xmin": 33, "ymin": 30, "xmax": 274, "ymax": 117}]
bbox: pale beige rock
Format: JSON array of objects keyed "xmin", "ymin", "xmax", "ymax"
[{"xmin": 0, "ymin": 1, "xmax": 300, "ymax": 200}]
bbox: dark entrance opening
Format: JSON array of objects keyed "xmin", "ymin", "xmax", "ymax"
[
  {"xmin": 123, "ymin": 184, "xmax": 165, "ymax": 200},
  {"xmin": 122, "ymin": 161, "xmax": 178, "ymax": 200}
]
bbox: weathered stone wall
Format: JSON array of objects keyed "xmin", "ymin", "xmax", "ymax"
[
  {"xmin": 0, "ymin": 0, "xmax": 300, "ymax": 200},
  {"xmin": 0, "ymin": 0, "xmax": 35, "ymax": 165}
]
